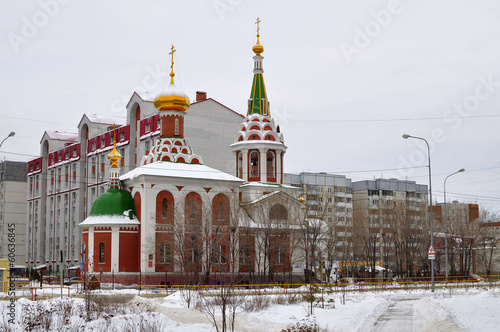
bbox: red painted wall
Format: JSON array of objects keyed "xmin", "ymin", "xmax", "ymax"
[
  {"xmin": 120, "ymin": 232, "xmax": 139, "ymax": 272},
  {"xmin": 94, "ymin": 230, "xmax": 112, "ymax": 272}
]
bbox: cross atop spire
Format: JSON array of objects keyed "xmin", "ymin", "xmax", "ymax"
[
  {"xmin": 252, "ymin": 18, "xmax": 264, "ymax": 56},
  {"xmin": 169, "ymin": 45, "xmax": 176, "ymax": 84},
  {"xmin": 112, "ymin": 124, "xmax": 117, "ymax": 143},
  {"xmin": 255, "ymin": 17, "xmax": 261, "ymax": 39}
]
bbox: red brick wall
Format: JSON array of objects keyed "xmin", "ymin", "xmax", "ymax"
[
  {"xmin": 161, "ymin": 114, "xmax": 184, "ymax": 138},
  {"xmin": 155, "ymin": 232, "xmax": 174, "ymax": 272}
]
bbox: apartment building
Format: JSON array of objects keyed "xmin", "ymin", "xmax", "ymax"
[
  {"xmin": 352, "ymin": 178, "xmax": 428, "ymax": 272},
  {"xmin": 284, "ymin": 172, "xmax": 354, "ymax": 260}
]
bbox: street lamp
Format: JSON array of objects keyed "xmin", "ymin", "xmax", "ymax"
[
  {"xmin": 402, "ymin": 134, "xmax": 435, "ymax": 292},
  {"xmin": 0, "ymin": 131, "xmax": 15, "ymax": 148},
  {"xmin": 444, "ymin": 168, "xmax": 465, "ymax": 281}
]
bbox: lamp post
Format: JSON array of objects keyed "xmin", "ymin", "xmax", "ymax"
[
  {"xmin": 444, "ymin": 168, "xmax": 465, "ymax": 281},
  {"xmin": 0, "ymin": 131, "xmax": 15, "ymax": 148},
  {"xmin": 402, "ymin": 134, "xmax": 435, "ymax": 292}
]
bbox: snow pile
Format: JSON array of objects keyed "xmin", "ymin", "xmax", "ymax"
[{"xmin": 436, "ymin": 289, "xmax": 499, "ymax": 331}]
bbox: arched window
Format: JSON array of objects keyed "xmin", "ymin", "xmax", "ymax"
[
  {"xmin": 174, "ymin": 118, "xmax": 179, "ymax": 136},
  {"xmin": 212, "ymin": 194, "xmax": 230, "ymax": 226},
  {"xmin": 185, "ymin": 192, "xmax": 202, "ymax": 225},
  {"xmin": 267, "ymin": 151, "xmax": 275, "ymax": 179},
  {"xmin": 156, "ymin": 191, "xmax": 174, "ymax": 224},
  {"xmin": 249, "ymin": 151, "xmax": 259, "ymax": 178},
  {"xmin": 99, "ymin": 242, "xmax": 105, "ymax": 263},
  {"xmin": 270, "ymin": 204, "xmax": 288, "ymax": 221}
]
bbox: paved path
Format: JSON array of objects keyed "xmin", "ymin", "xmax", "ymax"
[
  {"xmin": 371, "ymin": 298, "xmax": 416, "ymax": 331},
  {"xmin": 361, "ymin": 296, "xmax": 466, "ymax": 332}
]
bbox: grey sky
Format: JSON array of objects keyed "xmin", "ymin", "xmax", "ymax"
[{"xmin": 1, "ymin": 0, "xmax": 499, "ymax": 211}]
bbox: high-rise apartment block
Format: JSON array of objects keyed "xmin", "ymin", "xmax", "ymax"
[{"xmin": 0, "ymin": 161, "xmax": 27, "ymax": 266}]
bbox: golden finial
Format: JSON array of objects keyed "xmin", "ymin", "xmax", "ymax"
[
  {"xmin": 108, "ymin": 124, "xmax": 122, "ymax": 168},
  {"xmin": 252, "ymin": 18, "xmax": 264, "ymax": 55},
  {"xmin": 169, "ymin": 45, "xmax": 176, "ymax": 84},
  {"xmin": 299, "ymin": 181, "xmax": 306, "ymax": 203}
]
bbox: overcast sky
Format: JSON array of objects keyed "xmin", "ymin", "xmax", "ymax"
[{"xmin": 1, "ymin": 0, "xmax": 499, "ymax": 212}]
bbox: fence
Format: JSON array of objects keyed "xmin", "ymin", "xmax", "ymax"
[
  {"xmin": 2, "ymin": 275, "xmax": 498, "ymax": 301},
  {"xmin": 1, "ymin": 286, "xmax": 71, "ymax": 300}
]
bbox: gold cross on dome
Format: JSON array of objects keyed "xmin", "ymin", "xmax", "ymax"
[
  {"xmin": 255, "ymin": 17, "xmax": 261, "ymax": 36},
  {"xmin": 169, "ymin": 45, "xmax": 176, "ymax": 73}
]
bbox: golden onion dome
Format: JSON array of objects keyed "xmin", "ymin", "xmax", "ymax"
[
  {"xmin": 252, "ymin": 41, "xmax": 264, "ymax": 55},
  {"xmin": 154, "ymin": 45, "xmax": 190, "ymax": 112},
  {"xmin": 153, "ymin": 74, "xmax": 190, "ymax": 112}
]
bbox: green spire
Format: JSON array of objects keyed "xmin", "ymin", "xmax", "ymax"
[
  {"xmin": 247, "ymin": 18, "xmax": 270, "ymax": 116},
  {"xmin": 248, "ymin": 73, "xmax": 269, "ymax": 116}
]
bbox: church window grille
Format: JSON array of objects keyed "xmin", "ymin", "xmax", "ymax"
[
  {"xmin": 99, "ymin": 242, "xmax": 105, "ymax": 263},
  {"xmin": 162, "ymin": 198, "xmax": 168, "ymax": 219},
  {"xmin": 267, "ymin": 151, "xmax": 275, "ymax": 178},
  {"xmin": 159, "ymin": 243, "xmax": 170, "ymax": 263},
  {"xmin": 249, "ymin": 151, "xmax": 259, "ymax": 177}
]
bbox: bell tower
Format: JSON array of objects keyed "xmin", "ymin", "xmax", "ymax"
[{"xmin": 231, "ymin": 18, "xmax": 287, "ymax": 201}]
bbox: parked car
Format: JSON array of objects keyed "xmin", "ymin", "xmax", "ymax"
[
  {"xmin": 42, "ymin": 276, "xmax": 57, "ymax": 284},
  {"xmin": 469, "ymin": 274, "xmax": 485, "ymax": 282},
  {"xmin": 63, "ymin": 277, "xmax": 82, "ymax": 285}
]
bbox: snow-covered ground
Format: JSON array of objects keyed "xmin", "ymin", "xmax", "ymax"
[{"xmin": 1, "ymin": 285, "xmax": 499, "ymax": 331}]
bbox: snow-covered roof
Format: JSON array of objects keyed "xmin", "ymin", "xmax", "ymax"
[
  {"xmin": 156, "ymin": 83, "xmax": 188, "ymax": 99},
  {"xmin": 46, "ymin": 131, "xmax": 78, "ymax": 141},
  {"xmin": 120, "ymin": 161, "xmax": 244, "ymax": 183},
  {"xmin": 135, "ymin": 90, "xmax": 156, "ymax": 102},
  {"xmin": 85, "ymin": 114, "xmax": 126, "ymax": 126},
  {"xmin": 243, "ymin": 190, "xmax": 281, "ymax": 205},
  {"xmin": 239, "ymin": 182, "xmax": 298, "ymax": 190},
  {"xmin": 79, "ymin": 215, "xmax": 140, "ymax": 227}
]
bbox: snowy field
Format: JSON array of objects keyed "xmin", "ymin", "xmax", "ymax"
[{"xmin": 1, "ymin": 284, "xmax": 499, "ymax": 331}]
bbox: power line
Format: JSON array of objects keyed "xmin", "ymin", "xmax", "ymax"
[{"xmin": 285, "ymin": 114, "xmax": 500, "ymax": 124}]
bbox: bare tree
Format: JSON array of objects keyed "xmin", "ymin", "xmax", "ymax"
[{"xmin": 477, "ymin": 209, "xmax": 500, "ymax": 276}]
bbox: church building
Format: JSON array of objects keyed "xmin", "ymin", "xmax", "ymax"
[{"xmin": 80, "ymin": 21, "xmax": 305, "ymax": 285}]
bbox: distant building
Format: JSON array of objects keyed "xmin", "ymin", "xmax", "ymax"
[
  {"xmin": 284, "ymin": 172, "xmax": 353, "ymax": 261},
  {"xmin": 0, "ymin": 161, "xmax": 27, "ymax": 266},
  {"xmin": 352, "ymin": 178, "xmax": 428, "ymax": 272},
  {"xmin": 432, "ymin": 202, "xmax": 479, "ymax": 225}
]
